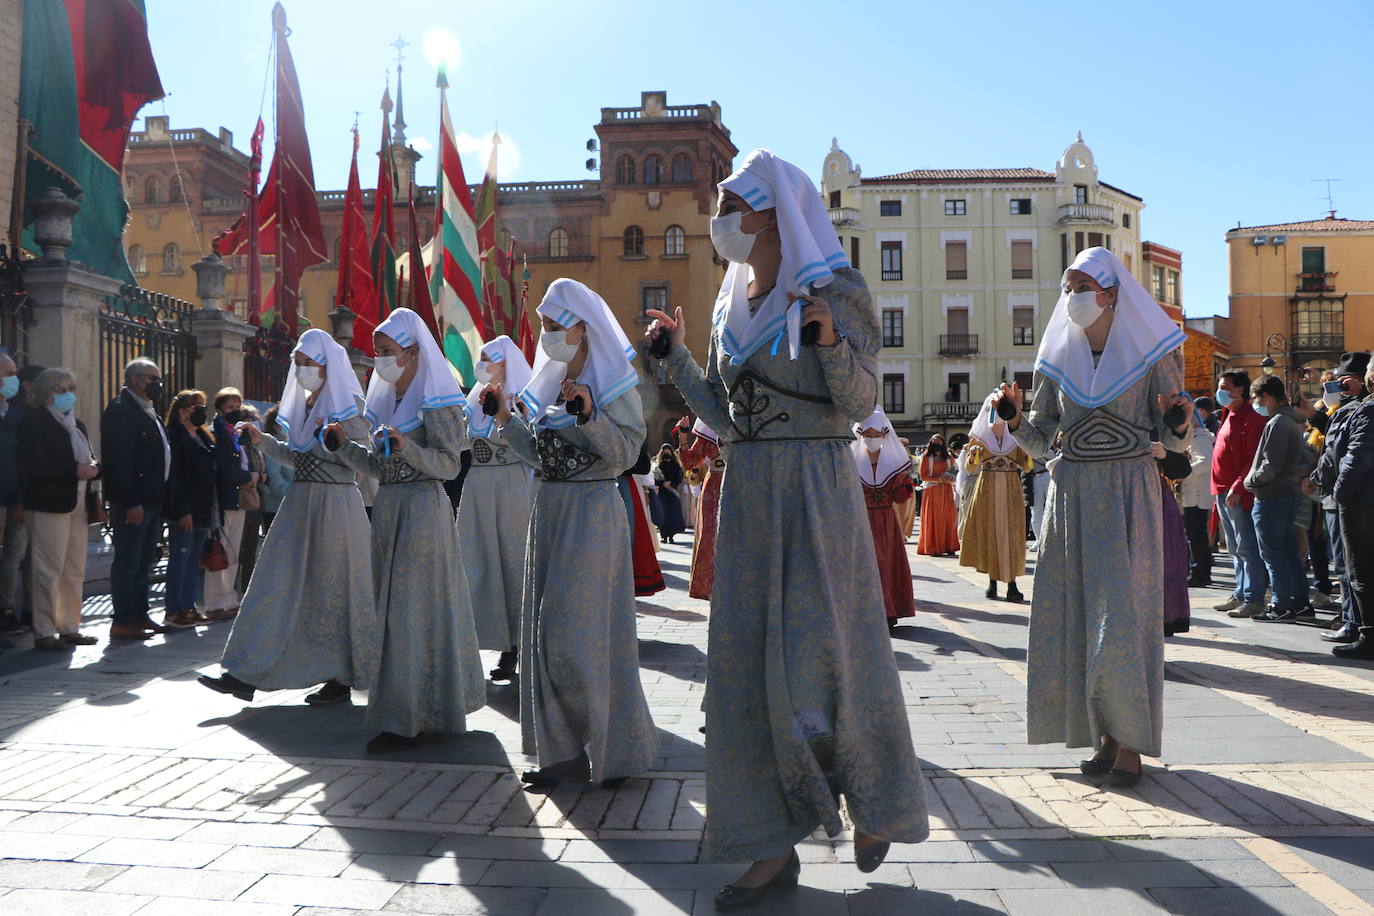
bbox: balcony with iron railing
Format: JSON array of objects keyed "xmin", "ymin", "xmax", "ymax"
[
  {"xmin": 1011, "ymin": 268, "xmax": 1034, "ymax": 279},
  {"xmin": 938, "ymin": 333, "xmax": 979, "ymax": 356},
  {"xmin": 1291, "ymin": 333, "xmax": 1344, "ymax": 352},
  {"xmin": 828, "ymin": 207, "xmax": 863, "ymax": 229},
  {"xmin": 1056, "ymin": 203, "xmax": 1116, "ymax": 227},
  {"xmin": 923, "ymin": 401, "xmax": 979, "ymax": 421},
  {"xmin": 945, "ymin": 269, "xmax": 968, "ymax": 280},
  {"xmin": 1296, "ymin": 272, "xmax": 1338, "ymax": 293}
]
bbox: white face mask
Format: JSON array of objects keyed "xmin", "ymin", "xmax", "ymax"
[
  {"xmin": 1065, "ymin": 290, "xmax": 1106, "ymax": 327},
  {"xmin": 864, "ymin": 436, "xmax": 884, "ymax": 453},
  {"xmin": 474, "ymin": 361, "xmax": 494, "ymax": 384},
  {"xmin": 296, "ymin": 365, "xmax": 324, "ymax": 392},
  {"xmin": 374, "ymin": 355, "xmax": 405, "ymax": 384},
  {"xmin": 540, "ymin": 328, "xmax": 581, "ymax": 362},
  {"xmin": 709, "ymin": 211, "xmax": 757, "ymax": 264}
]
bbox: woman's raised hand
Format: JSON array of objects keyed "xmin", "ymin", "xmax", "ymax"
[
  {"xmin": 239, "ymin": 422, "xmax": 263, "ymax": 444},
  {"xmin": 485, "ymin": 382, "xmax": 512, "ymax": 426},
  {"xmin": 993, "ymin": 382, "xmax": 1023, "ymax": 429},
  {"xmin": 788, "ymin": 292, "xmax": 837, "ymax": 346},
  {"xmin": 646, "ymin": 306, "xmax": 686, "ymax": 351}
]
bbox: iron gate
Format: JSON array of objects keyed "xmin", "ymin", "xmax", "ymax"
[
  {"xmin": 98, "ymin": 284, "xmax": 197, "ymax": 410},
  {"xmin": 242, "ymin": 325, "xmax": 295, "ymax": 403},
  {"xmin": 0, "ymin": 246, "xmax": 31, "ymax": 364}
]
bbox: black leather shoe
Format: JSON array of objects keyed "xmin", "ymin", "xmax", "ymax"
[
  {"xmin": 521, "ymin": 754, "xmax": 591, "ymax": 789},
  {"xmin": 1005, "ymin": 583, "xmax": 1024, "ymax": 603},
  {"xmin": 1104, "ymin": 766, "xmax": 1142, "ymax": 788},
  {"xmin": 714, "ymin": 850, "xmax": 800, "ymax": 911},
  {"xmin": 1333, "ymin": 628, "xmax": 1374, "ymax": 659},
  {"xmin": 1079, "ymin": 757, "xmax": 1113, "ymax": 778},
  {"xmin": 490, "ymin": 649, "xmax": 518, "ymax": 681},
  {"xmin": 197, "ymin": 673, "xmax": 256, "ymax": 702},
  {"xmin": 1321, "ymin": 622, "xmax": 1359, "ymax": 643},
  {"xmin": 985, "ymin": 583, "xmax": 999, "ymax": 600},
  {"xmin": 367, "ymin": 731, "xmax": 418, "ymax": 754},
  {"xmin": 855, "ymin": 839, "xmax": 890, "ymax": 873},
  {"xmin": 305, "ymin": 680, "xmax": 351, "ymax": 705}
]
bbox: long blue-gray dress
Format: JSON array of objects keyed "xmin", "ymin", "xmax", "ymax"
[
  {"xmin": 334, "ymin": 405, "xmax": 487, "ymax": 737},
  {"xmin": 220, "ymin": 415, "xmax": 379, "ymax": 690},
  {"xmin": 664, "ymin": 267, "xmax": 929, "ymax": 863},
  {"xmin": 1015, "ymin": 352, "xmax": 1184, "ymax": 757},
  {"xmin": 497, "ymin": 388, "xmax": 658, "ymax": 782},
  {"xmin": 457, "ymin": 431, "xmax": 534, "ymax": 651}
]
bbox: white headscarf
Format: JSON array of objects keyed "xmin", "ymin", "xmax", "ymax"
[
  {"xmin": 466, "ymin": 335, "xmax": 533, "ymax": 438},
  {"xmin": 850, "ymin": 406, "xmax": 909, "ymax": 487},
  {"xmin": 714, "ymin": 149, "xmax": 851, "ymax": 365},
  {"xmin": 691, "ymin": 416, "xmax": 718, "ymax": 445},
  {"xmin": 519, "ymin": 278, "xmax": 637, "ymax": 429},
  {"xmin": 363, "ymin": 308, "xmax": 465, "ymax": 433},
  {"xmin": 277, "ymin": 328, "xmax": 365, "ymax": 451},
  {"xmin": 969, "ymin": 393, "xmax": 1019, "ymax": 456},
  {"xmin": 1035, "ymin": 246, "xmax": 1186, "ymax": 408}
]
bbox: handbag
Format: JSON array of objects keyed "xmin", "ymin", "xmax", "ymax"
[
  {"xmin": 201, "ymin": 530, "xmax": 229, "ymax": 571},
  {"xmin": 237, "ymin": 482, "xmax": 261, "ymax": 512},
  {"xmin": 85, "ymin": 487, "xmax": 108, "ymax": 525}
]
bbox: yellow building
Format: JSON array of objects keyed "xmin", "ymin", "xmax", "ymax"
[{"xmin": 1225, "ymin": 216, "xmax": 1374, "ymax": 394}]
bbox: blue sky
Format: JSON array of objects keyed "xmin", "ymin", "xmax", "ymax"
[{"xmin": 139, "ymin": 0, "xmax": 1374, "ymax": 317}]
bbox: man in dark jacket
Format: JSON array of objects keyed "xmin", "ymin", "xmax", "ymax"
[
  {"xmin": 0, "ymin": 358, "xmax": 40, "ymax": 637},
  {"xmin": 0, "ymin": 351, "xmax": 19, "ymax": 645},
  {"xmin": 1332, "ymin": 360, "xmax": 1374, "ymax": 658},
  {"xmin": 100, "ymin": 358, "xmax": 171, "ymax": 639}
]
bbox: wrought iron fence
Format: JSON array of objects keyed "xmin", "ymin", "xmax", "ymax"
[
  {"xmin": 98, "ymin": 285, "xmax": 197, "ymax": 410},
  {"xmin": 0, "ymin": 247, "xmax": 31, "ymax": 365},
  {"xmin": 243, "ymin": 325, "xmax": 295, "ymax": 402}
]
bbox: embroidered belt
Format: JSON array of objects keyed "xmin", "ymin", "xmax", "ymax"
[
  {"xmin": 1060, "ymin": 410, "xmax": 1151, "ymax": 463},
  {"xmin": 292, "ymin": 451, "xmax": 351, "ymax": 485},
  {"xmin": 725, "ymin": 369, "xmax": 836, "ymax": 442},
  {"xmin": 535, "ymin": 431, "xmax": 598, "ymax": 481},
  {"xmin": 982, "ymin": 455, "xmax": 1023, "ymax": 472},
  {"xmin": 469, "ymin": 437, "xmax": 514, "ymax": 467},
  {"xmin": 710, "ymin": 458, "xmax": 726, "ymax": 470},
  {"xmin": 377, "ymin": 457, "xmax": 422, "ymax": 486}
]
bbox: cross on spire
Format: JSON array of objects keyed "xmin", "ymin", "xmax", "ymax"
[{"xmin": 391, "ymin": 35, "xmax": 409, "ymax": 142}]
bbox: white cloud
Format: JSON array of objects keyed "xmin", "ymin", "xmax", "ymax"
[
  {"xmin": 423, "ymin": 28, "xmax": 462, "ymax": 72},
  {"xmin": 409, "ymin": 136, "xmax": 433, "ymax": 154},
  {"xmin": 455, "ymin": 131, "xmax": 521, "ymax": 180}
]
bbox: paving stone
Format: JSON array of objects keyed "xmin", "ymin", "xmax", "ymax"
[
  {"xmin": 846, "ymin": 887, "xmax": 1008, "ymax": 915},
  {"xmin": 1189, "ymin": 859, "xmax": 1291, "ymax": 888},
  {"xmin": 0, "ymin": 887, "xmax": 151, "ymax": 915},
  {"xmin": 999, "ymin": 887, "xmax": 1168, "ymax": 916},
  {"xmin": 131, "ymin": 899, "xmax": 295, "ymax": 916},
  {"xmin": 75, "ymin": 837, "xmax": 230, "ymax": 868},
  {"xmin": 0, "ymin": 830, "xmax": 105, "ymax": 860},
  {"xmin": 238, "ymin": 873, "xmax": 401, "ymax": 909},
  {"xmin": 179, "ymin": 820, "xmax": 318, "ymax": 847},
  {"xmin": 384, "ymin": 882, "xmax": 546, "ymax": 915},
  {"xmin": 54, "ymin": 814, "xmax": 195, "ymax": 840},
  {"xmin": 0, "ymin": 858, "xmax": 126, "ymax": 890},
  {"xmin": 342, "ymin": 853, "xmax": 491, "ymax": 884},
  {"xmin": 1051, "ymin": 860, "xmax": 1215, "ymax": 889},
  {"xmin": 969, "ymin": 840, "xmax": 1112, "ymax": 863},
  {"xmin": 479, "ymin": 860, "xmax": 632, "ymax": 889},
  {"xmin": 298, "ymin": 826, "xmax": 440, "ymax": 856},
  {"xmin": 426, "ymin": 835, "xmax": 567, "ymax": 861},
  {"xmin": 559, "ymin": 839, "xmax": 700, "ymax": 863},
  {"xmin": 1102, "ymin": 838, "xmax": 1250, "ymax": 861},
  {"xmin": 909, "ymin": 862, "xmax": 1064, "ymax": 890},
  {"xmin": 536, "ymin": 887, "xmax": 695, "ymax": 916},
  {"xmin": 97, "ymin": 864, "xmax": 265, "ymax": 899},
  {"xmin": 689, "ymin": 885, "xmax": 848, "ymax": 915},
  {"xmin": 207, "ymin": 845, "xmax": 357, "ymax": 877},
  {"xmin": 1146, "ymin": 886, "xmax": 1336, "ymax": 915}
]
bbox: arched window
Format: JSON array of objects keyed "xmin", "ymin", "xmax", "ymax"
[
  {"xmin": 664, "ymin": 225, "xmax": 686, "ymax": 256},
  {"xmin": 161, "ymin": 242, "xmax": 181, "ymax": 274},
  {"xmin": 623, "ymin": 225, "xmax": 644, "ymax": 257},
  {"xmin": 671, "ymin": 154, "xmax": 693, "ymax": 183},
  {"xmin": 548, "ymin": 227, "xmax": 569, "ymax": 258},
  {"xmin": 127, "ymin": 244, "xmax": 146, "ymax": 275},
  {"xmin": 144, "ymin": 176, "xmax": 162, "ymax": 205},
  {"xmin": 643, "ymin": 155, "xmax": 664, "ymax": 185},
  {"xmin": 615, "ymin": 155, "xmax": 636, "ymax": 185},
  {"xmin": 168, "ymin": 178, "xmax": 183, "ymax": 203}
]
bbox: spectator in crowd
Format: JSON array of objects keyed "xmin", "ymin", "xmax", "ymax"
[
  {"xmin": 18, "ymin": 368, "xmax": 100, "ymax": 650},
  {"xmin": 0, "ymin": 361, "xmax": 43, "ymax": 636},
  {"xmin": 162, "ymin": 390, "xmax": 215, "ymax": 628},
  {"xmin": 205, "ymin": 388, "xmax": 258, "ymax": 621},
  {"xmin": 0, "ymin": 351, "xmax": 23, "ymax": 641},
  {"xmin": 1308, "ymin": 352, "xmax": 1370, "ymax": 647},
  {"xmin": 1211, "ymin": 370, "xmax": 1268, "ymax": 619},
  {"xmin": 100, "ymin": 358, "xmax": 172, "ymax": 640},
  {"xmin": 1179, "ymin": 405, "xmax": 1216, "ymax": 586},
  {"xmin": 1194, "ymin": 395, "xmax": 1220, "ymax": 435},
  {"xmin": 236, "ymin": 404, "xmax": 266, "ymax": 593},
  {"xmin": 258, "ymin": 406, "xmax": 293, "ymax": 532},
  {"xmin": 1243, "ymin": 375, "xmax": 1310, "ymax": 623},
  {"xmin": 1331, "ymin": 357, "xmax": 1374, "ymax": 657}
]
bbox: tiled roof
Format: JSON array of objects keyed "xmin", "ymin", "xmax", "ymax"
[
  {"xmin": 1232, "ymin": 218, "xmax": 1374, "ymax": 233},
  {"xmin": 863, "ymin": 168, "xmax": 1055, "ymax": 184}
]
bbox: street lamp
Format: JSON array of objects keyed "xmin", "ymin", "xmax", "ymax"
[{"xmin": 1264, "ymin": 333, "xmax": 1290, "ymax": 390}]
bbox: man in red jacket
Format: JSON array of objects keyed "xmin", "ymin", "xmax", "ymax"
[{"xmin": 1211, "ymin": 370, "xmax": 1269, "ymax": 617}]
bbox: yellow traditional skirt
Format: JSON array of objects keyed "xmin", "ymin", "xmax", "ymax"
[{"xmin": 958, "ymin": 465, "xmax": 1026, "ymax": 582}]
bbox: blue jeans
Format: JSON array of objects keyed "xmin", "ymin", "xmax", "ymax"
[
  {"xmin": 1218, "ymin": 494, "xmax": 1268, "ymax": 604},
  {"xmin": 108, "ymin": 504, "xmax": 161, "ymax": 627},
  {"xmin": 165, "ymin": 525, "xmax": 208, "ymax": 613},
  {"xmin": 1252, "ymin": 492, "xmax": 1306, "ymax": 610}
]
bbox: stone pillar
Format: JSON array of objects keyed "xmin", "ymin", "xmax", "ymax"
[
  {"xmin": 329, "ymin": 305, "xmax": 373, "ymax": 389},
  {"xmin": 191, "ymin": 254, "xmax": 254, "ymax": 395}
]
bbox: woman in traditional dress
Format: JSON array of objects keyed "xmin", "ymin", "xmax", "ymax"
[
  {"xmin": 854, "ymin": 407, "xmax": 917, "ymax": 629},
  {"xmin": 652, "ymin": 443, "xmax": 687, "ymax": 543},
  {"xmin": 622, "ymin": 446, "xmax": 666, "ymax": 596},
  {"xmin": 678, "ymin": 418, "xmax": 723, "ymax": 600},
  {"xmin": 916, "ymin": 434, "xmax": 959, "ymax": 557},
  {"xmin": 647, "ymin": 149, "xmax": 928, "ymax": 908},
  {"xmin": 484, "ymin": 278, "xmax": 657, "ymax": 790},
  {"xmin": 198, "ymin": 330, "xmax": 379, "ymax": 706},
  {"xmin": 325, "ymin": 308, "xmax": 486, "ymax": 752},
  {"xmin": 894, "ymin": 438, "xmax": 918, "ymax": 541},
  {"xmin": 994, "ymin": 246, "xmax": 1190, "ymax": 788},
  {"xmin": 958, "ymin": 400, "xmax": 1032, "ymax": 602},
  {"xmin": 459, "ymin": 335, "xmax": 535, "ymax": 682}
]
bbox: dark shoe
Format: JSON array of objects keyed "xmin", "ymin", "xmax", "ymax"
[
  {"xmin": 59, "ymin": 633, "xmax": 98, "ymax": 646},
  {"xmin": 163, "ymin": 611, "xmax": 198, "ymax": 629},
  {"xmin": 305, "ymin": 680, "xmax": 351, "ymax": 706},
  {"xmin": 490, "ymin": 649, "xmax": 518, "ymax": 681},
  {"xmin": 197, "ymin": 673, "xmax": 256, "ymax": 701},
  {"xmin": 855, "ymin": 839, "xmax": 891, "ymax": 874},
  {"xmin": 1321, "ymin": 622, "xmax": 1359, "ymax": 643},
  {"xmin": 985, "ymin": 583, "xmax": 999, "ymax": 600},
  {"xmin": 0, "ymin": 610, "xmax": 25, "ymax": 635},
  {"xmin": 1104, "ymin": 766, "xmax": 1142, "ymax": 788},
  {"xmin": 1005, "ymin": 583, "xmax": 1024, "ymax": 603},
  {"xmin": 521, "ymin": 754, "xmax": 591, "ymax": 789},
  {"xmin": 1333, "ymin": 628, "xmax": 1374, "ymax": 659},
  {"xmin": 714, "ymin": 850, "xmax": 800, "ymax": 911},
  {"xmin": 1253, "ymin": 606, "xmax": 1301, "ymax": 623},
  {"xmin": 887, "ymin": 617, "xmax": 898, "ymax": 631},
  {"xmin": 109, "ymin": 625, "xmax": 155, "ymax": 640},
  {"xmin": 33, "ymin": 635, "xmax": 71, "ymax": 651},
  {"xmin": 366, "ymin": 731, "xmax": 418, "ymax": 754},
  {"xmin": 139, "ymin": 617, "xmax": 171, "ymax": 635},
  {"xmin": 1187, "ymin": 578, "xmax": 1212, "ymax": 588},
  {"xmin": 1079, "ymin": 757, "xmax": 1113, "ymax": 778}
]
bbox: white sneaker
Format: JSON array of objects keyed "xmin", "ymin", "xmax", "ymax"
[
  {"xmin": 1214, "ymin": 596, "xmax": 1242, "ymax": 612},
  {"xmin": 1228, "ymin": 601, "xmax": 1266, "ymax": 618}
]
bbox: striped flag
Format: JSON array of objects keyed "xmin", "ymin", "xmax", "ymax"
[{"xmin": 428, "ymin": 63, "xmax": 485, "ymax": 386}]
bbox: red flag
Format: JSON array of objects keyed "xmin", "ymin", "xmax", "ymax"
[
  {"xmin": 516, "ymin": 255, "xmax": 535, "ymax": 362},
  {"xmin": 369, "ymin": 89, "xmax": 399, "ymax": 322},
  {"xmin": 405, "ymin": 185, "xmax": 441, "ymax": 343},
  {"xmin": 337, "ymin": 127, "xmax": 375, "ymax": 354}
]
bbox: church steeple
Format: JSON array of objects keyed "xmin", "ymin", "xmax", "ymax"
[
  {"xmin": 387, "ymin": 35, "xmax": 421, "ymax": 200},
  {"xmin": 391, "ymin": 35, "xmax": 409, "ymax": 145}
]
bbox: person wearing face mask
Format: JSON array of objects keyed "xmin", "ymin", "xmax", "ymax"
[
  {"xmin": 198, "ymin": 330, "xmax": 380, "ymax": 708},
  {"xmin": 0, "ymin": 351, "xmax": 25, "ymax": 642},
  {"xmin": 481, "ymin": 278, "xmax": 657, "ymax": 792},
  {"xmin": 161, "ymin": 390, "xmax": 216, "ymax": 628},
  {"xmin": 1330, "ymin": 356, "xmax": 1374, "ymax": 657},
  {"xmin": 98, "ymin": 358, "xmax": 172, "ymax": 640},
  {"xmin": 651, "ymin": 442, "xmax": 687, "ymax": 544},
  {"xmin": 916, "ymin": 434, "xmax": 960, "ymax": 557},
  {"xmin": 1209, "ymin": 370, "xmax": 1269, "ymax": 618},
  {"xmin": 853, "ymin": 408, "xmax": 916, "ymax": 629},
  {"xmin": 459, "ymin": 335, "xmax": 535, "ymax": 681},
  {"xmin": 646, "ymin": 150, "xmax": 929, "ymax": 903},
  {"xmin": 1242, "ymin": 375, "xmax": 1313, "ymax": 623},
  {"xmin": 324, "ymin": 308, "xmax": 486, "ymax": 753},
  {"xmin": 958, "ymin": 398, "xmax": 1032, "ymax": 602},
  {"xmin": 17, "ymin": 369, "xmax": 100, "ymax": 650},
  {"xmin": 202, "ymin": 388, "xmax": 259, "ymax": 622},
  {"xmin": 993, "ymin": 246, "xmax": 1190, "ymax": 790},
  {"xmin": 676, "ymin": 418, "xmax": 723, "ymax": 600}
]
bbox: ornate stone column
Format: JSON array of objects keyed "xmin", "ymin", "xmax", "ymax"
[
  {"xmin": 329, "ymin": 305, "xmax": 373, "ymax": 389},
  {"xmin": 190, "ymin": 254, "xmax": 255, "ymax": 395}
]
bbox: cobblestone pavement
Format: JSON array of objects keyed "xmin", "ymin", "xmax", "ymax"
[{"xmin": 0, "ymin": 536, "xmax": 1373, "ymax": 914}]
